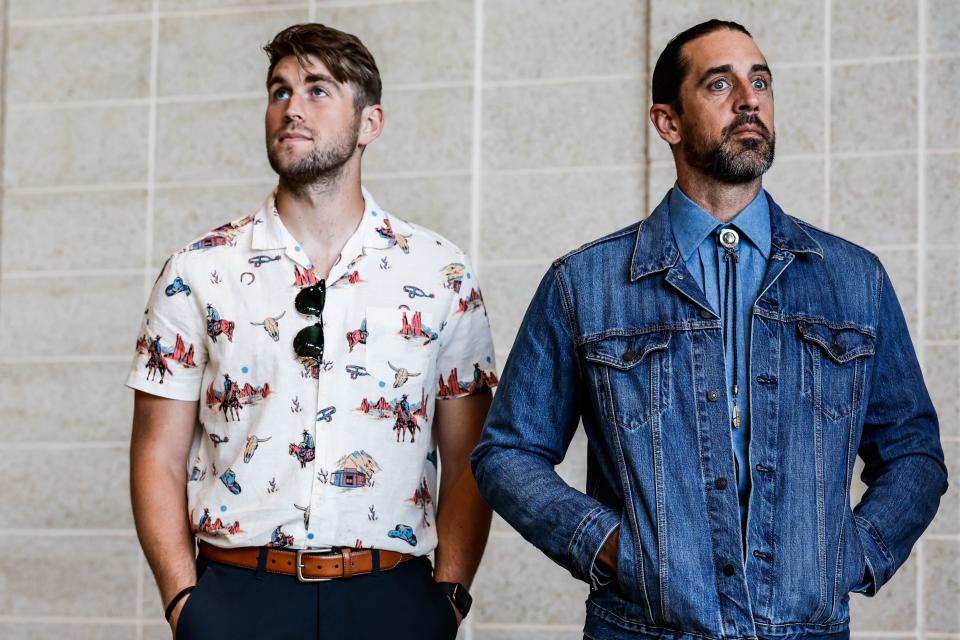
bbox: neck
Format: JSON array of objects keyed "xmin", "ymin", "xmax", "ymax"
[
  {"xmin": 675, "ymin": 163, "xmax": 762, "ymax": 223},
  {"xmin": 274, "ymin": 164, "xmax": 365, "ymax": 256}
]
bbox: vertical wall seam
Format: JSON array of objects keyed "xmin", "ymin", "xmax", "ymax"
[
  {"xmin": 823, "ymin": 0, "xmax": 832, "ymax": 232},
  {"xmin": 916, "ymin": 1, "xmax": 928, "ymax": 638},
  {"xmin": 464, "ymin": 0, "xmax": 483, "ymax": 636},
  {"xmin": 137, "ymin": 1, "xmax": 161, "ymax": 635},
  {"xmin": 643, "ymin": 0, "xmax": 652, "ymax": 215},
  {"xmin": 0, "ymin": 0, "xmax": 10, "ymax": 320}
]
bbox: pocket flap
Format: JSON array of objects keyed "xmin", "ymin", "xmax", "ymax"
[
  {"xmin": 583, "ymin": 331, "xmax": 671, "ymax": 370},
  {"xmin": 797, "ymin": 320, "xmax": 875, "ymax": 364}
]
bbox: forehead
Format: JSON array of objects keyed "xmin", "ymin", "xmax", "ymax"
[
  {"xmin": 682, "ymin": 29, "xmax": 767, "ymax": 77},
  {"xmin": 269, "ymin": 54, "xmax": 339, "ymax": 84}
]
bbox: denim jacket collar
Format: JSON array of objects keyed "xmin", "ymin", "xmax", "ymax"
[{"xmin": 630, "ymin": 189, "xmax": 822, "ymax": 281}]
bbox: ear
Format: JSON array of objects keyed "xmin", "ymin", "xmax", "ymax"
[
  {"xmin": 357, "ymin": 104, "xmax": 384, "ymax": 148},
  {"xmin": 650, "ymin": 103, "xmax": 682, "ymax": 146}
]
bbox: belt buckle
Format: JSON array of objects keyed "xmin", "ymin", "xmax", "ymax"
[{"xmin": 295, "ymin": 547, "xmax": 337, "ymax": 582}]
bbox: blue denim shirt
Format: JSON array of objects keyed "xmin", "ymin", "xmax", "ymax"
[
  {"xmin": 472, "ymin": 191, "xmax": 948, "ymax": 640},
  {"xmin": 670, "ymin": 185, "xmax": 772, "ymax": 532}
]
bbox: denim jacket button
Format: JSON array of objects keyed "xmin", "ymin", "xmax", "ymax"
[
  {"xmin": 714, "ymin": 477, "xmax": 728, "ymax": 490},
  {"xmin": 707, "ymin": 389, "xmax": 720, "ymax": 402},
  {"xmin": 723, "ymin": 564, "xmax": 735, "ymax": 576},
  {"xmin": 831, "ymin": 343, "xmax": 843, "ymax": 356},
  {"xmin": 623, "ymin": 350, "xmax": 638, "ymax": 363},
  {"xmin": 698, "ymin": 308, "xmax": 712, "ymax": 318}
]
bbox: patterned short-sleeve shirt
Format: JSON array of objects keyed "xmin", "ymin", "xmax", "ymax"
[{"xmin": 126, "ymin": 188, "xmax": 497, "ymax": 554}]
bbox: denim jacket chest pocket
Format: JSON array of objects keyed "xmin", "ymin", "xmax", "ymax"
[
  {"xmin": 798, "ymin": 320, "xmax": 876, "ymax": 421},
  {"xmin": 582, "ymin": 330, "xmax": 672, "ymax": 431}
]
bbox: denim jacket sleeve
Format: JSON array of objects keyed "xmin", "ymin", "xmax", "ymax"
[
  {"xmin": 470, "ymin": 265, "xmax": 620, "ymax": 587},
  {"xmin": 854, "ymin": 259, "xmax": 949, "ymax": 595}
]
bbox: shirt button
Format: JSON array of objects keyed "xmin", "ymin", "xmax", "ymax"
[
  {"xmin": 723, "ymin": 564, "xmax": 735, "ymax": 577},
  {"xmin": 707, "ymin": 389, "xmax": 720, "ymax": 402},
  {"xmin": 715, "ymin": 477, "xmax": 728, "ymax": 490},
  {"xmin": 699, "ymin": 308, "xmax": 712, "ymax": 318}
]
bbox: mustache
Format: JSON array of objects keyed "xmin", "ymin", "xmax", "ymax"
[{"xmin": 723, "ymin": 114, "xmax": 772, "ymax": 140}]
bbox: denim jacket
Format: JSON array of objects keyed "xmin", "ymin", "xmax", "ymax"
[{"xmin": 471, "ymin": 192, "xmax": 948, "ymax": 640}]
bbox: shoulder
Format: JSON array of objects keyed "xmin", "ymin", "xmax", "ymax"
[
  {"xmin": 163, "ymin": 212, "xmax": 258, "ymax": 273},
  {"xmin": 392, "ymin": 213, "xmax": 470, "ymax": 264},
  {"xmin": 790, "ymin": 216, "xmax": 880, "ymax": 269},
  {"xmin": 552, "ymin": 220, "xmax": 642, "ymax": 268}
]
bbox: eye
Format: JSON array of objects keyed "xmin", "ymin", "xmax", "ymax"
[
  {"xmin": 710, "ymin": 79, "xmax": 729, "ymax": 90},
  {"xmin": 752, "ymin": 78, "xmax": 768, "ymax": 90},
  {"xmin": 273, "ymin": 87, "xmax": 290, "ymax": 100},
  {"xmin": 312, "ymin": 86, "xmax": 328, "ymax": 97}
]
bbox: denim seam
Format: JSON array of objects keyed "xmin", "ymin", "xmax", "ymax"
[
  {"xmin": 854, "ymin": 514, "xmax": 893, "ymax": 565},
  {"xmin": 588, "ymin": 601, "xmax": 740, "ymax": 640},
  {"xmin": 568, "ymin": 505, "xmax": 603, "ymax": 580},
  {"xmin": 751, "ymin": 309, "xmax": 877, "ymax": 337},
  {"xmin": 555, "ymin": 221, "xmax": 642, "ymax": 265},
  {"xmin": 578, "ymin": 322, "xmax": 721, "ymax": 346}
]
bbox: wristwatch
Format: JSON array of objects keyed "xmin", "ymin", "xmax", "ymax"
[{"xmin": 438, "ymin": 582, "xmax": 472, "ymax": 618}]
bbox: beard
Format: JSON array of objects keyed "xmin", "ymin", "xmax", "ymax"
[
  {"xmin": 267, "ymin": 118, "xmax": 360, "ymax": 188},
  {"xmin": 682, "ymin": 114, "xmax": 775, "ymax": 184}
]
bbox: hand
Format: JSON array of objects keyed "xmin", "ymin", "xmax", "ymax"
[
  {"xmin": 168, "ymin": 594, "xmax": 190, "ymax": 638},
  {"xmin": 597, "ymin": 528, "xmax": 620, "ymax": 577}
]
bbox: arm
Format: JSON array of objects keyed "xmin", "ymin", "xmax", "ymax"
[
  {"xmin": 130, "ymin": 390, "xmax": 198, "ymax": 635},
  {"xmin": 471, "ymin": 266, "xmax": 620, "ymax": 588},
  {"xmin": 433, "ymin": 389, "xmax": 494, "ymax": 611},
  {"xmin": 853, "ymin": 261, "xmax": 949, "ymax": 595}
]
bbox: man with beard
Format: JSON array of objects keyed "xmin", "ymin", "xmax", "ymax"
[
  {"xmin": 472, "ymin": 20, "xmax": 947, "ymax": 639},
  {"xmin": 128, "ymin": 24, "xmax": 496, "ymax": 639}
]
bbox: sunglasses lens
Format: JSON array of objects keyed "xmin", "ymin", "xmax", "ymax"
[
  {"xmin": 295, "ymin": 280, "xmax": 326, "ymax": 316},
  {"xmin": 293, "ymin": 323, "xmax": 324, "ymax": 359}
]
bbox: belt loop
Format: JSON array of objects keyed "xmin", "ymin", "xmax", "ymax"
[
  {"xmin": 255, "ymin": 547, "xmax": 268, "ymax": 580},
  {"xmin": 371, "ymin": 549, "xmax": 380, "ymax": 575},
  {"xmin": 341, "ymin": 548, "xmax": 353, "ymax": 579}
]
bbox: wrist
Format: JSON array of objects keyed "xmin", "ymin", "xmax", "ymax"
[{"xmin": 437, "ymin": 581, "xmax": 472, "ymax": 619}]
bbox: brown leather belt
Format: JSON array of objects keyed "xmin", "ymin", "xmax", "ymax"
[{"xmin": 198, "ymin": 540, "xmax": 417, "ymax": 582}]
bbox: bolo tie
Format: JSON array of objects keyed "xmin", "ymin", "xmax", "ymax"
[{"xmin": 718, "ymin": 227, "xmax": 741, "ymax": 431}]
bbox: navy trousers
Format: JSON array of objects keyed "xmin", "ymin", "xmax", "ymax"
[{"xmin": 175, "ymin": 554, "xmax": 460, "ymax": 640}]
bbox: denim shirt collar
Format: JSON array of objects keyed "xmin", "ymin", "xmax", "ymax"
[
  {"xmin": 631, "ymin": 187, "xmax": 823, "ymax": 281},
  {"xmin": 669, "ymin": 183, "xmax": 772, "ymax": 260}
]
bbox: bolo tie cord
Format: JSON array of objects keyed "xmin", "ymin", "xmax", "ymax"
[{"xmin": 722, "ymin": 243, "xmax": 741, "ymax": 429}]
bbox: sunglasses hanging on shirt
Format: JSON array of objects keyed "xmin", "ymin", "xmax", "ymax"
[{"xmin": 293, "ymin": 279, "xmax": 326, "ymax": 359}]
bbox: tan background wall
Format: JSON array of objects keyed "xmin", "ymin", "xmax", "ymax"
[{"xmin": 0, "ymin": 0, "xmax": 957, "ymax": 638}]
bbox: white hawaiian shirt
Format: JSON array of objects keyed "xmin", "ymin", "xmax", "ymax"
[{"xmin": 126, "ymin": 188, "xmax": 497, "ymax": 555}]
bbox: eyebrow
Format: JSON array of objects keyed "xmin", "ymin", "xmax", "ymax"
[
  {"xmin": 698, "ymin": 63, "xmax": 772, "ymax": 84},
  {"xmin": 267, "ymin": 73, "xmax": 338, "ymax": 90}
]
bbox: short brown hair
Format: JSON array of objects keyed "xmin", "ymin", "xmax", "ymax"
[{"xmin": 264, "ymin": 23, "xmax": 382, "ymax": 111}]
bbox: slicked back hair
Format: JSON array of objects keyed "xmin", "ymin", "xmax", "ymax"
[
  {"xmin": 651, "ymin": 19, "xmax": 753, "ymax": 114},
  {"xmin": 264, "ymin": 23, "xmax": 382, "ymax": 112}
]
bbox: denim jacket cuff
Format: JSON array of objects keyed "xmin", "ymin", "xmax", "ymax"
[
  {"xmin": 853, "ymin": 514, "xmax": 894, "ymax": 596},
  {"xmin": 567, "ymin": 505, "xmax": 620, "ymax": 588}
]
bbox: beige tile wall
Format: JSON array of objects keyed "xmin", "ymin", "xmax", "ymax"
[{"xmin": 0, "ymin": 1, "xmax": 955, "ymax": 639}]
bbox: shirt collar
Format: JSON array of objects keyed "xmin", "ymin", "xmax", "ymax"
[
  {"xmin": 668, "ymin": 182, "xmax": 772, "ymax": 259},
  {"xmin": 250, "ymin": 186, "xmax": 410, "ymax": 252}
]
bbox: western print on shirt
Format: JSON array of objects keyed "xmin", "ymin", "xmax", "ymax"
[{"xmin": 126, "ymin": 188, "xmax": 497, "ymax": 554}]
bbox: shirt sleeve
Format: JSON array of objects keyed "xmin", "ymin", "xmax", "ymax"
[
  {"xmin": 434, "ymin": 252, "xmax": 497, "ymax": 400},
  {"xmin": 125, "ymin": 252, "xmax": 208, "ymax": 401}
]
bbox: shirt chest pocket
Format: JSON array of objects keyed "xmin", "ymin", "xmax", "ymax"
[
  {"xmin": 582, "ymin": 330, "xmax": 672, "ymax": 431},
  {"xmin": 798, "ymin": 320, "xmax": 876, "ymax": 421},
  {"xmin": 364, "ymin": 306, "xmax": 438, "ymax": 398}
]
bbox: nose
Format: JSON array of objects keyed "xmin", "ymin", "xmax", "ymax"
[
  {"xmin": 283, "ymin": 91, "xmax": 305, "ymax": 122},
  {"xmin": 734, "ymin": 81, "xmax": 760, "ymax": 113}
]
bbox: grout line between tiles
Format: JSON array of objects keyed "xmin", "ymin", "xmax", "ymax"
[
  {"xmin": 917, "ymin": 3, "xmax": 929, "ymax": 638},
  {"xmin": 824, "ymin": 0, "xmax": 832, "ymax": 232},
  {"xmin": 469, "ymin": 0, "xmax": 483, "ymax": 273},
  {"xmin": 0, "ymin": 354, "xmax": 131, "ymax": 364},
  {"xmin": 0, "ymin": 441, "xmax": 129, "ymax": 450},
  {"xmin": 0, "ymin": 529, "xmax": 136, "ymax": 536}
]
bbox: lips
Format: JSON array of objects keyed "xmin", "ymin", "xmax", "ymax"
[{"xmin": 279, "ymin": 131, "xmax": 312, "ymax": 142}]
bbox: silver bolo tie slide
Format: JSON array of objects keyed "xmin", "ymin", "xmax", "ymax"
[{"xmin": 719, "ymin": 227, "xmax": 740, "ymax": 250}]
